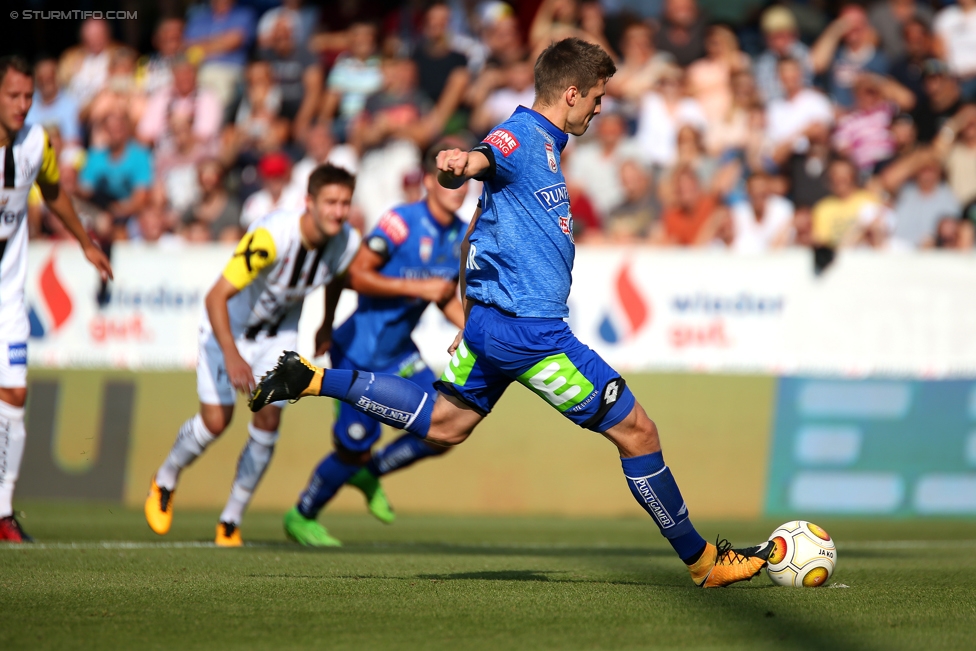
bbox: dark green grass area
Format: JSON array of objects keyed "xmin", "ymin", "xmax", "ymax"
[{"xmin": 2, "ymin": 502, "xmax": 976, "ymax": 650}]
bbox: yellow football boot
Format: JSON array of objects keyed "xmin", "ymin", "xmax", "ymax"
[
  {"xmin": 215, "ymin": 522, "xmax": 243, "ymax": 547},
  {"xmin": 144, "ymin": 478, "xmax": 174, "ymax": 535},
  {"xmin": 689, "ymin": 538, "xmax": 773, "ymax": 588}
]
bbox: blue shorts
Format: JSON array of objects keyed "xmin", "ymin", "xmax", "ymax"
[
  {"xmin": 332, "ymin": 345, "xmax": 438, "ymax": 453},
  {"xmin": 434, "ymin": 303, "xmax": 635, "ymax": 432}
]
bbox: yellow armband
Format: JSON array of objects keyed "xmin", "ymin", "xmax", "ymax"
[
  {"xmin": 222, "ymin": 227, "xmax": 277, "ymax": 289},
  {"xmin": 38, "ymin": 130, "xmax": 60, "ymax": 186}
]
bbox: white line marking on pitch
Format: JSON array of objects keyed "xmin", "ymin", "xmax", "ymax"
[{"xmin": 2, "ymin": 540, "xmax": 976, "ymax": 552}]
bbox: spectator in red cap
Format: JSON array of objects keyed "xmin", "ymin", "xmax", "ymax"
[{"xmin": 240, "ymin": 151, "xmax": 293, "ymax": 227}]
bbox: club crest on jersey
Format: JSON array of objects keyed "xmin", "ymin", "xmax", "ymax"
[
  {"xmin": 378, "ymin": 211, "xmax": 409, "ymax": 245},
  {"xmin": 419, "ymin": 236, "xmax": 433, "ymax": 263},
  {"xmin": 483, "ymin": 129, "xmax": 520, "ymax": 157},
  {"xmin": 545, "ymin": 142, "xmax": 557, "ymax": 173}
]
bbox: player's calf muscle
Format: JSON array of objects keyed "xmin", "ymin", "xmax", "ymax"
[
  {"xmin": 605, "ymin": 403, "xmax": 661, "ymax": 458},
  {"xmin": 425, "ymin": 395, "xmax": 480, "ymax": 446}
]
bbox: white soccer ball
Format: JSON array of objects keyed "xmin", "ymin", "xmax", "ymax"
[{"xmin": 766, "ymin": 520, "xmax": 836, "ymax": 587}]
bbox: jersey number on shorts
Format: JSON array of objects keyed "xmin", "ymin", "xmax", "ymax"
[{"xmin": 518, "ymin": 354, "xmax": 594, "ymax": 412}]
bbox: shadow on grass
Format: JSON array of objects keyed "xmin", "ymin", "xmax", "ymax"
[
  {"xmin": 416, "ymin": 570, "xmax": 557, "ymax": 582},
  {"xmin": 251, "ymin": 541, "xmax": 676, "ymax": 560}
]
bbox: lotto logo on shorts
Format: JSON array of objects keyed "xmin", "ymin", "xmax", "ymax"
[
  {"xmin": 7, "ymin": 343, "xmax": 26, "ymax": 366},
  {"xmin": 483, "ymin": 129, "xmax": 520, "ymax": 157},
  {"xmin": 378, "ymin": 211, "xmax": 409, "ymax": 245}
]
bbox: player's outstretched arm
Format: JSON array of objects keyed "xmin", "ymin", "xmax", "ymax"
[
  {"xmin": 436, "ymin": 148, "xmax": 490, "ymax": 190},
  {"xmin": 348, "ymin": 244, "xmax": 456, "ymax": 304},
  {"xmin": 39, "ymin": 181, "xmax": 113, "ymax": 281}
]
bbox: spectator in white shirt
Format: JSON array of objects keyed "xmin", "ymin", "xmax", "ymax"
[
  {"xmin": 566, "ymin": 111, "xmax": 642, "ymax": 219},
  {"xmin": 766, "ymin": 58, "xmax": 834, "ymax": 156},
  {"xmin": 730, "ymin": 172, "xmax": 795, "ymax": 253},
  {"xmin": 934, "ymin": 0, "xmax": 976, "ymax": 100},
  {"xmin": 635, "ymin": 65, "xmax": 707, "ymax": 169}
]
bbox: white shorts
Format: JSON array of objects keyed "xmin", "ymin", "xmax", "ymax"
[
  {"xmin": 0, "ymin": 341, "xmax": 28, "ymax": 388},
  {"xmin": 196, "ymin": 329, "xmax": 298, "ymax": 407},
  {"xmin": 0, "ymin": 309, "xmax": 30, "ymax": 388}
]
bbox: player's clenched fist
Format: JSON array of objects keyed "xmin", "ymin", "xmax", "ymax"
[{"xmin": 436, "ymin": 148, "xmax": 468, "ymax": 189}]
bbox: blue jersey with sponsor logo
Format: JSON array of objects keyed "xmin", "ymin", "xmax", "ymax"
[
  {"xmin": 467, "ymin": 106, "xmax": 572, "ymax": 318},
  {"xmin": 333, "ymin": 200, "xmax": 464, "ymax": 369}
]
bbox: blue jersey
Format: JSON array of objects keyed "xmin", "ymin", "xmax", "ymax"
[
  {"xmin": 333, "ymin": 200, "xmax": 464, "ymax": 369},
  {"xmin": 467, "ymin": 107, "xmax": 572, "ymax": 318}
]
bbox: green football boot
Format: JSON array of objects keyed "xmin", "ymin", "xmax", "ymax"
[
  {"xmin": 283, "ymin": 507, "xmax": 342, "ymax": 547},
  {"xmin": 347, "ymin": 468, "xmax": 396, "ymax": 524}
]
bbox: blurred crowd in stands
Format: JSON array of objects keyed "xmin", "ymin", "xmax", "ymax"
[{"xmin": 21, "ymin": 0, "xmax": 976, "ymax": 252}]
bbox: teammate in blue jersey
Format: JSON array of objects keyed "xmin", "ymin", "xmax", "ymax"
[
  {"xmin": 251, "ymin": 39, "xmax": 772, "ymax": 586},
  {"xmin": 282, "ymin": 143, "xmax": 467, "ymax": 546}
]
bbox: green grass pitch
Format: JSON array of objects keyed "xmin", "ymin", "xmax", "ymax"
[{"xmin": 2, "ymin": 502, "xmax": 975, "ymax": 650}]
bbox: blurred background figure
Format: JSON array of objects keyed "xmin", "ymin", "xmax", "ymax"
[
  {"xmin": 811, "ymin": 158, "xmax": 888, "ymax": 249},
  {"xmin": 635, "ymin": 65, "xmax": 707, "ymax": 170},
  {"xmin": 139, "ymin": 17, "xmax": 186, "ymax": 95},
  {"xmin": 566, "ymin": 110, "xmax": 640, "ymax": 221},
  {"xmin": 729, "ymin": 172, "xmax": 795, "ymax": 253},
  {"xmin": 58, "ymin": 19, "xmax": 120, "ymax": 115},
  {"xmin": 754, "ymin": 6, "xmax": 811, "ymax": 103},
  {"xmin": 182, "ymin": 159, "xmax": 243, "ymax": 241},
  {"xmin": 812, "ymin": 4, "xmax": 890, "ymax": 109},
  {"xmin": 604, "ymin": 160, "xmax": 658, "ymax": 243},
  {"xmin": 138, "ymin": 54, "xmax": 222, "ymax": 156},
  {"xmin": 241, "ymin": 151, "xmax": 293, "ymax": 227},
  {"xmin": 258, "ymin": 12, "xmax": 322, "ymax": 143},
  {"xmin": 654, "ymin": 0, "xmax": 708, "ymax": 67},
  {"xmin": 77, "ymin": 112, "xmax": 154, "ymax": 242},
  {"xmin": 870, "ymin": 0, "xmax": 934, "ymax": 63},
  {"xmin": 934, "ymin": 0, "xmax": 976, "ymax": 100},
  {"xmin": 183, "ymin": 0, "xmax": 256, "ymax": 110},
  {"xmin": 687, "ymin": 25, "xmax": 750, "ymax": 126},
  {"xmin": 469, "ymin": 57, "xmax": 535, "ymax": 136},
  {"xmin": 652, "ymin": 165, "xmax": 723, "ymax": 246},
  {"xmin": 26, "ymin": 58, "xmax": 82, "ymax": 148},
  {"xmin": 605, "ymin": 21, "xmax": 674, "ymax": 111},
  {"xmin": 319, "ymin": 21, "xmax": 383, "ymax": 143}
]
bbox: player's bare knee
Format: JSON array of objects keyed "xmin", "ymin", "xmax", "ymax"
[
  {"xmin": 200, "ymin": 405, "xmax": 233, "ymax": 436},
  {"xmin": 0, "ymin": 387, "xmax": 27, "ymax": 408},
  {"xmin": 252, "ymin": 406, "xmax": 281, "ymax": 432}
]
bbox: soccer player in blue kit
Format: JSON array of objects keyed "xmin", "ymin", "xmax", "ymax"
[
  {"xmin": 252, "ymin": 38, "xmax": 772, "ymax": 586},
  {"xmin": 282, "ymin": 143, "xmax": 468, "ymax": 546}
]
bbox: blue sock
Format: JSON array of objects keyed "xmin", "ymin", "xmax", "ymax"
[
  {"xmin": 320, "ymin": 369, "xmax": 433, "ymax": 438},
  {"xmin": 366, "ymin": 434, "xmax": 446, "ymax": 477},
  {"xmin": 297, "ymin": 452, "xmax": 360, "ymax": 519},
  {"xmin": 620, "ymin": 451, "xmax": 707, "ymax": 564}
]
